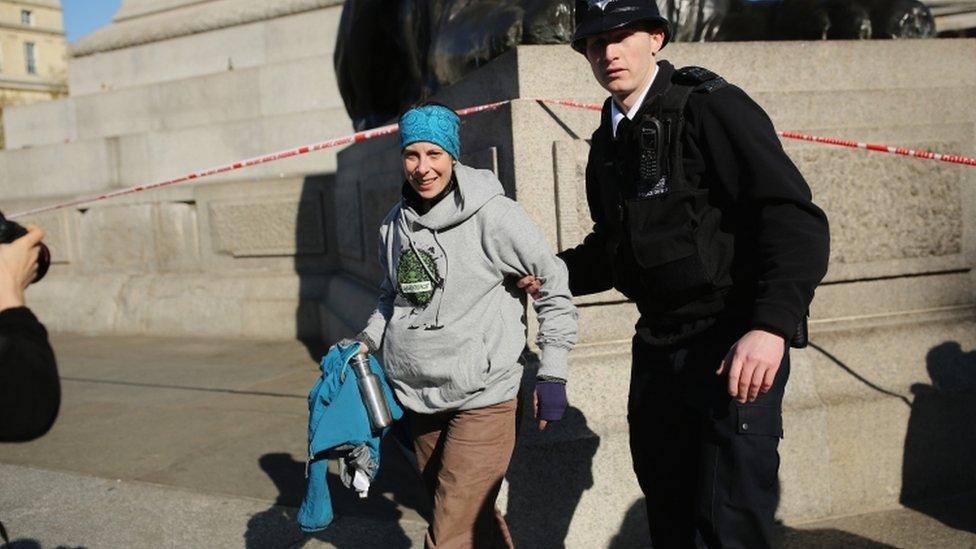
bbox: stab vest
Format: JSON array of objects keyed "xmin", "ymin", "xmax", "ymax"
[{"xmin": 590, "ymin": 66, "xmax": 736, "ymax": 319}]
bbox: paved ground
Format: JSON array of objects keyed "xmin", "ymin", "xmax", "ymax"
[{"xmin": 0, "ymin": 334, "xmax": 974, "ymax": 548}]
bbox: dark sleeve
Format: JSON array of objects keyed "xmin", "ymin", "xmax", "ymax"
[
  {"xmin": 557, "ymin": 140, "xmax": 616, "ymax": 297},
  {"xmin": 693, "ymin": 86, "xmax": 831, "ymax": 339},
  {"xmin": 0, "ymin": 307, "xmax": 60, "ymax": 442}
]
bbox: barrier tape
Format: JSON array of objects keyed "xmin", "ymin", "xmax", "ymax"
[
  {"xmin": 777, "ymin": 131, "xmax": 976, "ymax": 167},
  {"xmin": 8, "ymin": 98, "xmax": 975, "ymax": 220}
]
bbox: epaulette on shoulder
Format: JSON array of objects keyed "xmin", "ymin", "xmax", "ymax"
[{"xmin": 673, "ymin": 66, "xmax": 728, "ymax": 94}]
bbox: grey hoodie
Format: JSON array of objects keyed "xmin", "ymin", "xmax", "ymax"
[{"xmin": 359, "ymin": 164, "xmax": 578, "ymax": 414}]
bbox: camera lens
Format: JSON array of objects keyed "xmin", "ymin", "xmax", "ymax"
[{"xmin": 35, "ymin": 243, "xmax": 51, "ymax": 283}]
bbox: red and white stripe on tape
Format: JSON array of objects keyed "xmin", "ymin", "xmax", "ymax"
[
  {"xmin": 777, "ymin": 131, "xmax": 976, "ymax": 167},
  {"xmin": 8, "ymin": 97, "xmax": 974, "ymax": 220}
]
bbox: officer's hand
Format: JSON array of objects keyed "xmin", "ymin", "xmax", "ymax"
[
  {"xmin": 0, "ymin": 224, "xmax": 44, "ymax": 312},
  {"xmin": 716, "ymin": 329, "xmax": 785, "ymax": 404},
  {"xmin": 516, "ymin": 275, "xmax": 543, "ymax": 300}
]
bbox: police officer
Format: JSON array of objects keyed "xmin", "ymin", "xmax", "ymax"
[{"xmin": 519, "ymin": 1, "xmax": 830, "ymax": 546}]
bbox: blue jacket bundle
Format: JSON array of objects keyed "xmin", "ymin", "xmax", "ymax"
[{"xmin": 297, "ymin": 344, "xmax": 403, "ymax": 532}]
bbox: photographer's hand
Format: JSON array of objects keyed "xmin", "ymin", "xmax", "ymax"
[{"xmin": 0, "ymin": 224, "xmax": 44, "ymax": 312}]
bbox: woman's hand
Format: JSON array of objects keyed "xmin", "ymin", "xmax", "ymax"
[
  {"xmin": 534, "ymin": 381, "xmax": 568, "ymax": 431},
  {"xmin": 338, "ymin": 338, "xmax": 369, "ymax": 355}
]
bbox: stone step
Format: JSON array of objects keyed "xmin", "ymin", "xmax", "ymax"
[
  {"xmin": 511, "ymin": 40, "xmax": 976, "ymax": 100},
  {"xmin": 0, "ymin": 106, "xmax": 353, "ymax": 200},
  {"xmin": 27, "ymin": 272, "xmax": 326, "ymax": 340},
  {"xmin": 754, "ymin": 88, "xmax": 976, "ymax": 134},
  {"xmin": 23, "ymin": 271, "xmax": 384, "ymax": 345},
  {"xmin": 4, "ymin": 37, "xmax": 970, "ymax": 174},
  {"xmin": 4, "ymin": 54, "xmax": 343, "ymax": 149},
  {"xmin": 68, "ymin": 4, "xmax": 342, "ymax": 96},
  {"xmin": 933, "ymin": 5, "xmax": 976, "ymax": 32},
  {"xmin": 7, "ymin": 44, "xmax": 973, "ymax": 202}
]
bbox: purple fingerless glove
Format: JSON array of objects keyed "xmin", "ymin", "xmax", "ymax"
[{"xmin": 536, "ymin": 381, "xmax": 568, "ymax": 421}]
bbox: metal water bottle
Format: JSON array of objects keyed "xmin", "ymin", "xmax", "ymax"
[{"xmin": 350, "ymin": 353, "xmax": 393, "ymax": 430}]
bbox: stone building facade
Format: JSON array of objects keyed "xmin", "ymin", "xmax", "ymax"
[{"xmin": 0, "ymin": 0, "xmax": 66, "ymax": 148}]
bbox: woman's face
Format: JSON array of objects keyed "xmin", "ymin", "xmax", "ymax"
[{"xmin": 402, "ymin": 142, "xmax": 454, "ymax": 200}]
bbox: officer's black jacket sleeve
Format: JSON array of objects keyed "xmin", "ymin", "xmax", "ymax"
[
  {"xmin": 0, "ymin": 306, "xmax": 60, "ymax": 442},
  {"xmin": 557, "ymin": 141, "xmax": 616, "ymax": 297},
  {"xmin": 689, "ymin": 85, "xmax": 830, "ymax": 339}
]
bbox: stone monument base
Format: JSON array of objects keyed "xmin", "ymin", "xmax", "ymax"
[{"xmin": 7, "ymin": 39, "xmax": 976, "ymax": 546}]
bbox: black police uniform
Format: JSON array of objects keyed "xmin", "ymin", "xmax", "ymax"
[{"xmin": 559, "ymin": 60, "xmax": 830, "ymax": 547}]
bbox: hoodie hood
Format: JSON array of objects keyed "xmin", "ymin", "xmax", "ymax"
[{"xmin": 400, "ymin": 164, "xmax": 504, "ymax": 231}]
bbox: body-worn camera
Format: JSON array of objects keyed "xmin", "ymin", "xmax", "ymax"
[{"xmin": 0, "ymin": 211, "xmax": 51, "ymax": 283}]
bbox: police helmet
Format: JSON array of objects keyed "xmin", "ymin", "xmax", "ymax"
[{"xmin": 572, "ymin": 0, "xmax": 671, "ymax": 54}]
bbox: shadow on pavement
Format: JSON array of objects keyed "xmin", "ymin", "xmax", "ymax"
[
  {"xmin": 245, "ymin": 427, "xmax": 427, "ymax": 548},
  {"xmin": 776, "ymin": 525, "xmax": 899, "ymax": 548},
  {"xmin": 608, "ymin": 500, "xmax": 901, "ymax": 548},
  {"xmin": 504, "ymin": 400, "xmax": 599, "ymax": 548},
  {"xmin": 6, "ymin": 542, "xmax": 85, "ymax": 549},
  {"xmin": 4, "ymin": 541, "xmax": 42, "ymax": 549},
  {"xmin": 607, "ymin": 500, "xmax": 650, "ymax": 548},
  {"xmin": 900, "ymin": 341, "xmax": 976, "ymax": 534}
]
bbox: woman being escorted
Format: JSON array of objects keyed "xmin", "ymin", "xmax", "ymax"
[{"xmin": 353, "ymin": 103, "xmax": 578, "ymax": 548}]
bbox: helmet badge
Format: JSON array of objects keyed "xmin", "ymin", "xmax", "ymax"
[{"xmin": 588, "ymin": 0, "xmax": 614, "ymax": 11}]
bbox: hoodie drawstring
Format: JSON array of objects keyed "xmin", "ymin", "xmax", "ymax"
[{"xmin": 430, "ymin": 230, "xmax": 448, "ymax": 329}]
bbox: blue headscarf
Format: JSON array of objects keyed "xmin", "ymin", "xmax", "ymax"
[{"xmin": 399, "ymin": 104, "xmax": 461, "ymax": 160}]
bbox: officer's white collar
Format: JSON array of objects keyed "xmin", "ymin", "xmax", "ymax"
[{"xmin": 611, "ymin": 65, "xmax": 659, "ymax": 140}]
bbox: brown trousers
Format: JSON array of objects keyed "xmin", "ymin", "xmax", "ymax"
[{"xmin": 408, "ymin": 398, "xmax": 518, "ymax": 549}]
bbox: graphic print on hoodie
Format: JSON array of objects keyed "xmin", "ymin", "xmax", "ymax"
[
  {"xmin": 396, "ymin": 246, "xmax": 440, "ymax": 308},
  {"xmin": 360, "ymin": 164, "xmax": 579, "ymax": 414}
]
